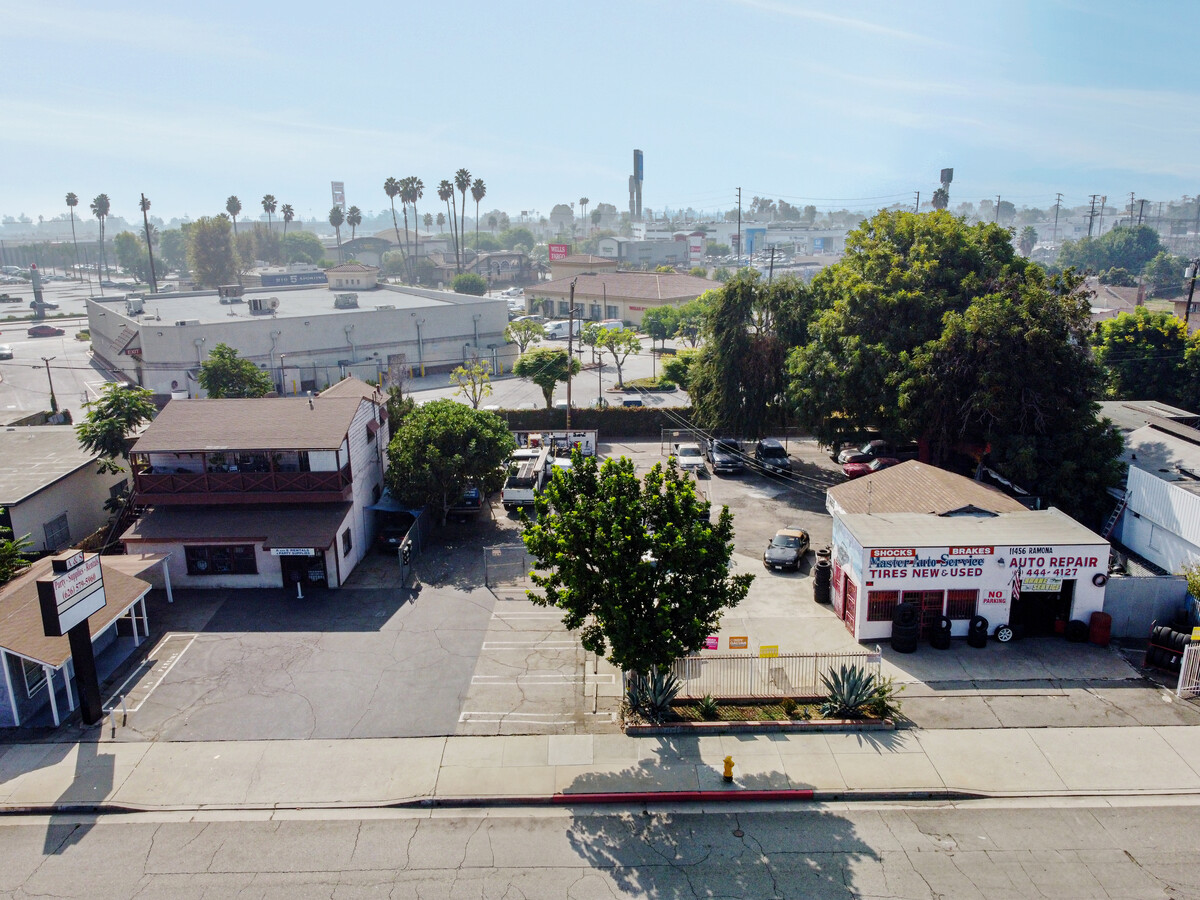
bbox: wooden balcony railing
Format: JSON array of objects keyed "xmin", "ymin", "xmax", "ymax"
[{"xmin": 134, "ymin": 465, "xmax": 351, "ymax": 500}]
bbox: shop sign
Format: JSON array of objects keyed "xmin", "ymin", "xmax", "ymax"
[
  {"xmin": 1006, "ymin": 548, "xmax": 1100, "ymax": 579},
  {"xmin": 704, "ymin": 636, "xmax": 719, "ymax": 650},
  {"xmin": 728, "ymin": 636, "xmax": 748, "ymax": 650},
  {"xmin": 759, "ymin": 645, "xmax": 779, "ymax": 658},
  {"xmin": 549, "ymin": 243, "xmax": 570, "ymax": 260},
  {"xmin": 1020, "ymin": 576, "xmax": 1063, "ymax": 592},
  {"xmin": 867, "ymin": 546, "xmax": 993, "ymax": 581},
  {"xmin": 1192, "ymin": 627, "xmax": 1200, "ymax": 642},
  {"xmin": 271, "ymin": 548, "xmax": 316, "ymax": 556},
  {"xmin": 37, "ymin": 552, "xmax": 106, "ymax": 637}
]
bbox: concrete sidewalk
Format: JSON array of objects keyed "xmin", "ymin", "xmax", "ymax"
[{"xmin": 4, "ymin": 725, "xmax": 1200, "ymax": 812}]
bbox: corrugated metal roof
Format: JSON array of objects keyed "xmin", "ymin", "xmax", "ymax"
[
  {"xmin": 132, "ymin": 397, "xmax": 364, "ymax": 453},
  {"xmin": 840, "ymin": 507, "xmax": 1106, "ymax": 549},
  {"xmin": 827, "ymin": 461, "xmax": 1026, "ymax": 516}
]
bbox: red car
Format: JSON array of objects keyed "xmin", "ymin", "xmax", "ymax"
[
  {"xmin": 843, "ymin": 457, "xmax": 901, "ymax": 479},
  {"xmin": 27, "ymin": 325, "xmax": 65, "ymax": 337}
]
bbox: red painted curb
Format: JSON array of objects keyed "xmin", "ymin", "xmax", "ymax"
[{"xmin": 550, "ymin": 789, "xmax": 815, "ymax": 804}]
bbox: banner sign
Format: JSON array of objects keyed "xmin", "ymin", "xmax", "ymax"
[
  {"xmin": 759, "ymin": 645, "xmax": 779, "ymax": 658},
  {"xmin": 704, "ymin": 636, "xmax": 719, "ymax": 650},
  {"xmin": 728, "ymin": 636, "xmax": 748, "ymax": 650}
]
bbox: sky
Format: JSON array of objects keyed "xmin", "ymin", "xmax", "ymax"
[{"xmin": 3, "ymin": 0, "xmax": 1199, "ymax": 226}]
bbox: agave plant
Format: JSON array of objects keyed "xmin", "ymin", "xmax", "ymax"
[
  {"xmin": 626, "ymin": 667, "xmax": 682, "ymax": 724},
  {"xmin": 698, "ymin": 694, "xmax": 719, "ymax": 721},
  {"xmin": 819, "ymin": 664, "xmax": 879, "ymax": 719}
]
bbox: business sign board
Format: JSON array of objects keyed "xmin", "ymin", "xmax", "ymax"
[
  {"xmin": 728, "ymin": 636, "xmax": 748, "ymax": 650},
  {"xmin": 759, "ymin": 645, "xmax": 779, "ymax": 658},
  {"xmin": 687, "ymin": 234, "xmax": 705, "ymax": 265},
  {"xmin": 261, "ymin": 272, "xmax": 328, "ymax": 287},
  {"xmin": 331, "ymin": 181, "xmax": 346, "ymax": 209},
  {"xmin": 271, "ymin": 548, "xmax": 317, "ymax": 556},
  {"xmin": 704, "ymin": 636, "xmax": 719, "ymax": 650},
  {"xmin": 37, "ymin": 552, "xmax": 106, "ymax": 637},
  {"xmin": 548, "ymin": 243, "xmax": 570, "ymax": 261}
]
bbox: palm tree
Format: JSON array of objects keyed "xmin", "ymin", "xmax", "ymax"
[
  {"xmin": 226, "ymin": 195, "xmax": 242, "ymax": 235},
  {"xmin": 438, "ymin": 180, "xmax": 458, "ymax": 272},
  {"xmin": 383, "ymin": 177, "xmax": 408, "ymax": 279},
  {"xmin": 90, "ymin": 193, "xmax": 111, "ymax": 279},
  {"xmin": 281, "ymin": 204, "xmax": 294, "ymax": 239},
  {"xmin": 436, "ymin": 212, "xmax": 446, "ymax": 230},
  {"xmin": 65, "ymin": 193, "xmax": 80, "ymax": 280},
  {"xmin": 488, "ymin": 214, "xmax": 498, "ymax": 234},
  {"xmin": 262, "ymin": 194, "xmax": 277, "ymax": 231},
  {"xmin": 346, "ymin": 206, "xmax": 362, "ymax": 241},
  {"xmin": 454, "ymin": 168, "xmax": 472, "ymax": 273},
  {"xmin": 471, "ymin": 178, "xmax": 486, "ymax": 269},
  {"xmin": 139, "ymin": 194, "xmax": 158, "ymax": 292},
  {"xmin": 579, "ymin": 197, "xmax": 589, "ymax": 236},
  {"xmin": 424, "ymin": 212, "xmax": 433, "ymax": 230},
  {"xmin": 328, "ymin": 206, "xmax": 344, "ymax": 263},
  {"xmin": 399, "ymin": 177, "xmax": 417, "ymax": 282},
  {"xmin": 409, "ymin": 177, "xmax": 424, "ymax": 275}
]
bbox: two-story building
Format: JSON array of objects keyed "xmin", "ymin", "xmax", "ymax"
[{"xmin": 121, "ymin": 379, "xmax": 388, "ymax": 590}]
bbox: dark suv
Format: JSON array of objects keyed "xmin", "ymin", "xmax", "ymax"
[
  {"xmin": 706, "ymin": 438, "xmax": 743, "ymax": 474},
  {"xmin": 754, "ymin": 439, "xmax": 792, "ymax": 475}
]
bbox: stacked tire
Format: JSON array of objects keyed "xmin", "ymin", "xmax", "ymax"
[
  {"xmin": 1146, "ymin": 624, "xmax": 1189, "ymax": 671},
  {"xmin": 1064, "ymin": 619, "xmax": 1089, "ymax": 643},
  {"xmin": 891, "ymin": 603, "xmax": 920, "ymax": 653},
  {"xmin": 930, "ymin": 615, "xmax": 952, "ymax": 650},
  {"xmin": 966, "ymin": 615, "xmax": 989, "ymax": 648},
  {"xmin": 813, "ymin": 558, "xmax": 832, "ymax": 604}
]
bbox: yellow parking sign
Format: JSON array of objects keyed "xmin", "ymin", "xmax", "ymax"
[{"xmin": 759, "ymin": 645, "xmax": 779, "ymax": 658}]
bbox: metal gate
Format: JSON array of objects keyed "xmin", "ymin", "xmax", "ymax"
[
  {"xmin": 1177, "ymin": 643, "xmax": 1200, "ymax": 699},
  {"xmin": 483, "ymin": 543, "xmax": 534, "ymax": 586}
]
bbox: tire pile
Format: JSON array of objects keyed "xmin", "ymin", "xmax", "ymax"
[
  {"xmin": 813, "ymin": 556, "xmax": 832, "ymax": 604},
  {"xmin": 1145, "ymin": 624, "xmax": 1190, "ymax": 672},
  {"xmin": 890, "ymin": 603, "xmax": 920, "ymax": 653},
  {"xmin": 966, "ymin": 615, "xmax": 989, "ymax": 648}
]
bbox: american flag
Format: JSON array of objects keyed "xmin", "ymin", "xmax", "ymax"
[{"xmin": 1010, "ymin": 567, "xmax": 1023, "ymax": 601}]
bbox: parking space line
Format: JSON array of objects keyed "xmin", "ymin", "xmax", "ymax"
[
  {"xmin": 482, "ymin": 640, "xmax": 579, "ymax": 649},
  {"xmin": 471, "ymin": 674, "xmax": 614, "ymax": 685},
  {"xmin": 104, "ymin": 632, "xmax": 197, "ymax": 713}
]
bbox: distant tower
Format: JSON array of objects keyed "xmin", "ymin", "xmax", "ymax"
[{"xmin": 628, "ymin": 150, "xmax": 644, "ymax": 221}]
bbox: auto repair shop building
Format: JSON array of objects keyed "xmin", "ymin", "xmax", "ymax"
[{"xmin": 826, "ymin": 461, "xmax": 1110, "ymax": 642}]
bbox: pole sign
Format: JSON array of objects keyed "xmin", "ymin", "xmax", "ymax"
[
  {"xmin": 687, "ymin": 234, "xmax": 705, "ymax": 264},
  {"xmin": 37, "ymin": 552, "xmax": 107, "ymax": 637},
  {"xmin": 548, "ymin": 243, "xmax": 570, "ymax": 261}
]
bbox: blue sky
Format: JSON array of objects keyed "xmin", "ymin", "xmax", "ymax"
[{"xmin": 4, "ymin": 0, "xmax": 1198, "ymax": 225}]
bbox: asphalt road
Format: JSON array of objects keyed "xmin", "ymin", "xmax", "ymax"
[{"xmin": 2, "ymin": 800, "xmax": 1198, "ymax": 897}]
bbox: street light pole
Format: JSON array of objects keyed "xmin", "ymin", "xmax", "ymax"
[
  {"xmin": 566, "ymin": 277, "xmax": 578, "ymax": 429},
  {"xmin": 1185, "ymin": 258, "xmax": 1200, "ymax": 334},
  {"xmin": 39, "ymin": 356, "xmax": 57, "ymax": 413}
]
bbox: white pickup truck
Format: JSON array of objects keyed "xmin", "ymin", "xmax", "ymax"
[{"xmin": 501, "ymin": 447, "xmax": 551, "ymax": 511}]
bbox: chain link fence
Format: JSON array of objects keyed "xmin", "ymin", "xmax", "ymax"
[{"xmin": 483, "ymin": 543, "xmax": 534, "ymax": 587}]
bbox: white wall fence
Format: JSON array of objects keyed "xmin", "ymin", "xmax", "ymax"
[{"xmin": 669, "ymin": 649, "xmax": 882, "ymax": 700}]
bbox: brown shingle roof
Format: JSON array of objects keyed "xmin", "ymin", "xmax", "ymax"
[
  {"xmin": 122, "ymin": 503, "xmax": 352, "ymax": 549},
  {"xmin": 318, "ymin": 376, "xmax": 382, "ymax": 401},
  {"xmin": 0, "ymin": 558, "xmax": 152, "ymax": 668},
  {"xmin": 132, "ymin": 397, "xmax": 364, "ymax": 453},
  {"xmin": 530, "ymin": 271, "xmax": 712, "ymax": 302},
  {"xmin": 827, "ymin": 461, "xmax": 1026, "ymax": 516}
]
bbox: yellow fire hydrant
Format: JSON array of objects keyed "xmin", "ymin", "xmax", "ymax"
[{"xmin": 723, "ymin": 755, "xmax": 735, "ymax": 783}]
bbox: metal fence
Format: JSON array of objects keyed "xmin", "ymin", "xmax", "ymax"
[
  {"xmin": 483, "ymin": 543, "xmax": 534, "ymax": 587},
  {"xmin": 669, "ymin": 648, "xmax": 882, "ymax": 700},
  {"xmin": 1177, "ymin": 644, "xmax": 1200, "ymax": 700}
]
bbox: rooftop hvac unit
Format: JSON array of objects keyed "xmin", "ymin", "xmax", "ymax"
[
  {"xmin": 217, "ymin": 284, "xmax": 245, "ymax": 302},
  {"xmin": 248, "ymin": 296, "xmax": 280, "ymax": 314},
  {"xmin": 334, "ymin": 292, "xmax": 359, "ymax": 309},
  {"xmin": 125, "ymin": 297, "xmax": 145, "ymax": 315},
  {"xmin": 374, "ymin": 304, "xmax": 396, "ymax": 310}
]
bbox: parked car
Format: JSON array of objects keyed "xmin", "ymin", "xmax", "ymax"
[
  {"xmin": 706, "ymin": 437, "xmax": 743, "ymax": 474},
  {"xmin": 754, "ymin": 439, "xmax": 792, "ymax": 475},
  {"xmin": 843, "ymin": 457, "xmax": 902, "ymax": 479},
  {"xmin": 837, "ymin": 439, "xmax": 919, "ymax": 465},
  {"xmin": 671, "ymin": 442, "xmax": 707, "ymax": 475},
  {"xmin": 376, "ymin": 519, "xmax": 413, "ymax": 554},
  {"xmin": 30, "ymin": 299, "xmax": 60, "ymax": 309},
  {"xmin": 448, "ymin": 484, "xmax": 483, "ymax": 519},
  {"xmin": 763, "ymin": 526, "xmax": 810, "ymax": 571},
  {"xmin": 27, "ymin": 325, "xmax": 65, "ymax": 337},
  {"xmin": 0, "ymin": 344, "xmax": 12, "ymax": 360}
]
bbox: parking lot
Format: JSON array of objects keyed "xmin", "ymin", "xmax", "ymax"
[{"xmin": 80, "ymin": 436, "xmax": 1200, "ymax": 743}]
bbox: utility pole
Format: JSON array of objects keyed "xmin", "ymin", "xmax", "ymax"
[
  {"xmin": 1137, "ymin": 199, "xmax": 1147, "ymax": 226},
  {"xmin": 1052, "ymin": 192, "xmax": 1063, "ymax": 243},
  {"xmin": 736, "ymin": 187, "xmax": 742, "ymax": 269},
  {"xmin": 1098, "ymin": 196, "xmax": 1107, "ymax": 234},
  {"xmin": 1087, "ymin": 195, "xmax": 1100, "ymax": 237},
  {"xmin": 565, "ymin": 277, "xmax": 577, "ymax": 429},
  {"xmin": 1129, "ymin": 192, "xmax": 1136, "ymax": 228},
  {"xmin": 140, "ymin": 193, "xmax": 158, "ymax": 294},
  {"xmin": 767, "ymin": 246, "xmax": 776, "ymax": 284},
  {"xmin": 1185, "ymin": 258, "xmax": 1200, "ymax": 334},
  {"xmin": 995, "ymin": 195, "xmax": 1001, "ymax": 224},
  {"xmin": 914, "ymin": 191, "xmax": 920, "ymax": 213},
  {"xmin": 39, "ymin": 357, "xmax": 57, "ymax": 413}
]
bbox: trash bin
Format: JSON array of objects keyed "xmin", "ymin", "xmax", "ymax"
[{"xmin": 1089, "ymin": 611, "xmax": 1112, "ymax": 647}]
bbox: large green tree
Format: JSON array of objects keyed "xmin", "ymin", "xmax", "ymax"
[
  {"xmin": 513, "ymin": 348, "xmax": 581, "ymax": 408},
  {"xmin": 1143, "ymin": 251, "xmax": 1187, "ymax": 296},
  {"xmin": 789, "ymin": 209, "xmax": 1022, "ymax": 445},
  {"xmin": 385, "ymin": 399, "xmax": 515, "ymax": 524},
  {"xmin": 689, "ymin": 270, "xmax": 811, "ymax": 438},
  {"xmin": 157, "ymin": 228, "xmax": 188, "ymax": 274},
  {"xmin": 282, "ymin": 230, "xmax": 324, "ymax": 265},
  {"xmin": 187, "ymin": 215, "xmax": 238, "ymax": 287},
  {"xmin": 640, "ymin": 305, "xmax": 679, "ymax": 350},
  {"xmin": 504, "ymin": 319, "xmax": 543, "ymax": 354},
  {"xmin": 1092, "ymin": 305, "xmax": 1191, "ymax": 404},
  {"xmin": 113, "ymin": 231, "xmax": 154, "ymax": 283},
  {"xmin": 1056, "ymin": 225, "xmax": 1164, "ymax": 274},
  {"xmin": 597, "ymin": 327, "xmax": 641, "ymax": 388},
  {"xmin": 522, "ymin": 454, "xmax": 752, "ymax": 674},
  {"xmin": 198, "ymin": 343, "xmax": 273, "ymax": 398},
  {"xmin": 76, "ymin": 382, "xmax": 157, "ymax": 473}
]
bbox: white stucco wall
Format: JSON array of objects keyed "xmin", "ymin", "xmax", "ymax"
[{"xmin": 8, "ymin": 465, "xmax": 126, "ymax": 553}]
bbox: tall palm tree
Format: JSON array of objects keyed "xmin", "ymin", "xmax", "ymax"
[
  {"xmin": 579, "ymin": 197, "xmax": 589, "ymax": 237},
  {"xmin": 262, "ymin": 194, "xmax": 277, "ymax": 231},
  {"xmin": 438, "ymin": 180, "xmax": 458, "ymax": 272},
  {"xmin": 383, "ymin": 177, "xmax": 408, "ymax": 279},
  {"xmin": 488, "ymin": 214, "xmax": 498, "ymax": 234},
  {"xmin": 90, "ymin": 193, "xmax": 111, "ymax": 279},
  {"xmin": 226, "ymin": 195, "xmax": 242, "ymax": 235},
  {"xmin": 65, "ymin": 193, "xmax": 81, "ymax": 280},
  {"xmin": 424, "ymin": 212, "xmax": 433, "ymax": 230},
  {"xmin": 139, "ymin": 194, "xmax": 158, "ymax": 292},
  {"xmin": 409, "ymin": 177, "xmax": 424, "ymax": 275},
  {"xmin": 328, "ymin": 206, "xmax": 344, "ymax": 263},
  {"xmin": 399, "ymin": 177, "xmax": 417, "ymax": 282},
  {"xmin": 346, "ymin": 206, "xmax": 362, "ymax": 241},
  {"xmin": 281, "ymin": 204, "xmax": 294, "ymax": 239},
  {"xmin": 471, "ymin": 178, "xmax": 486, "ymax": 271},
  {"xmin": 436, "ymin": 212, "xmax": 445, "ymax": 230},
  {"xmin": 454, "ymin": 168, "xmax": 471, "ymax": 273}
]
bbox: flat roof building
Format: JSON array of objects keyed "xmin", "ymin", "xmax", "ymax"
[{"xmin": 524, "ymin": 271, "xmax": 712, "ymax": 327}]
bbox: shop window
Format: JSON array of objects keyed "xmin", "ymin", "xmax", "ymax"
[
  {"xmin": 185, "ymin": 545, "xmax": 257, "ymax": 576},
  {"xmin": 589, "ymin": 304, "xmax": 601, "ymax": 320},
  {"xmin": 867, "ymin": 590, "xmax": 899, "ymax": 622},
  {"xmin": 605, "ymin": 306, "xmax": 618, "ymax": 319},
  {"xmin": 342, "ymin": 528, "xmax": 353, "ymax": 556},
  {"xmin": 22, "ymin": 658, "xmax": 45, "ymax": 698},
  {"xmin": 42, "ymin": 513, "xmax": 70, "ymax": 552},
  {"xmin": 946, "ymin": 589, "xmax": 978, "ymax": 620}
]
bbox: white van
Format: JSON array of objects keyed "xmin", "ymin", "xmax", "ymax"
[
  {"xmin": 599, "ymin": 319, "xmax": 626, "ymax": 332},
  {"xmin": 543, "ymin": 320, "xmax": 581, "ymax": 340}
]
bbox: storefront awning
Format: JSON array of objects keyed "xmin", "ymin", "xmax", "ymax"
[{"xmin": 123, "ymin": 503, "xmax": 352, "ymax": 551}]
